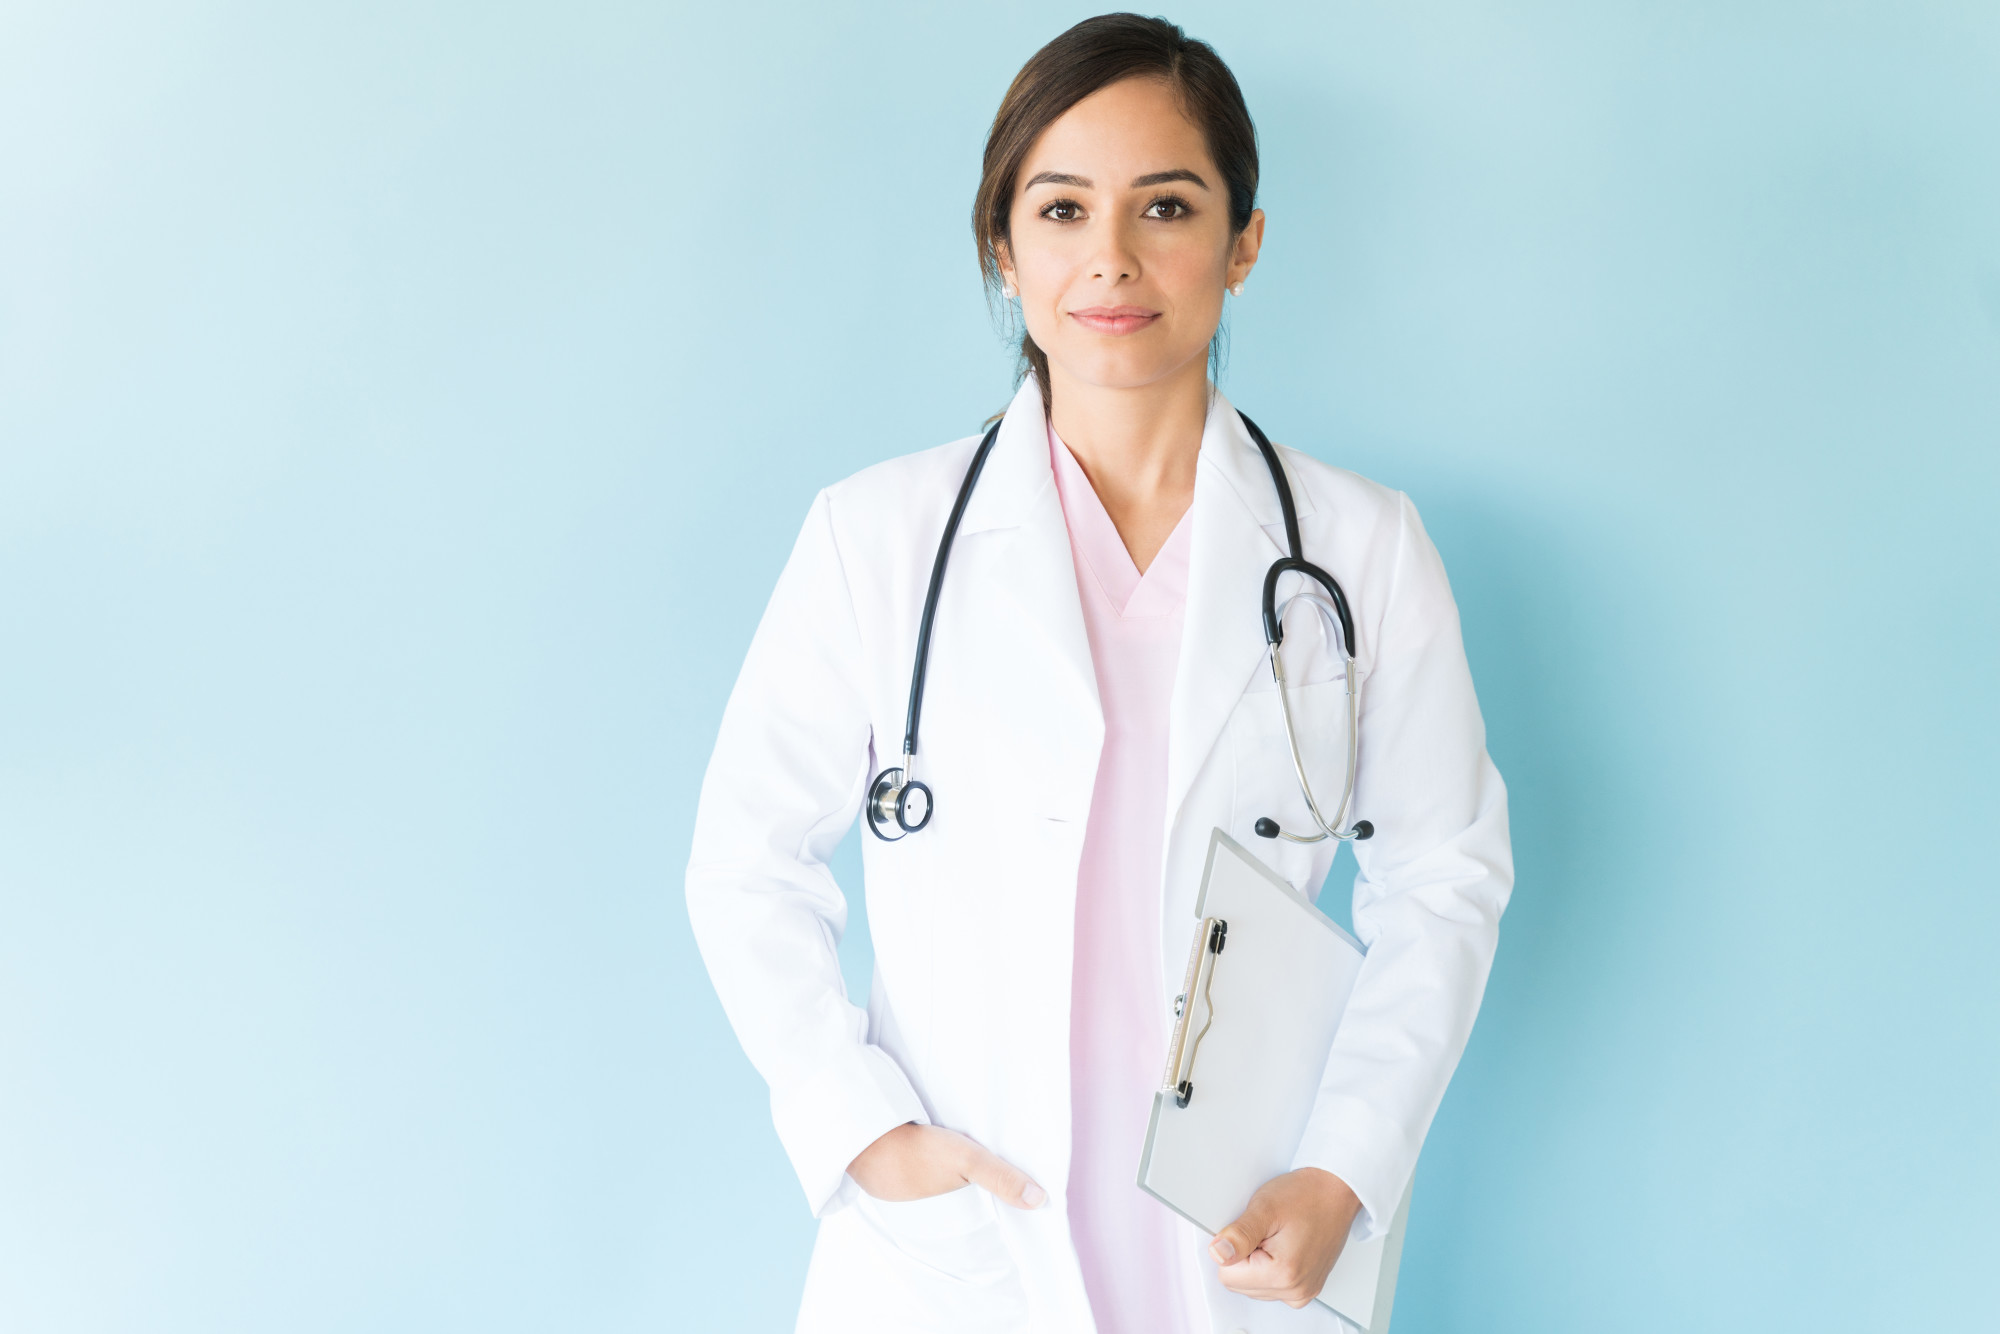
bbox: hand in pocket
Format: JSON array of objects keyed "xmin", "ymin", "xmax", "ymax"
[{"xmin": 847, "ymin": 1122, "xmax": 1046, "ymax": 1209}]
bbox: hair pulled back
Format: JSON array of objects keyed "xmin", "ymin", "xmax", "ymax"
[{"xmin": 974, "ymin": 13, "xmax": 1260, "ymax": 416}]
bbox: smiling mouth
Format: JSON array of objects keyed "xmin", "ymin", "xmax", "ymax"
[{"xmin": 1068, "ymin": 306, "xmax": 1162, "ymax": 335}]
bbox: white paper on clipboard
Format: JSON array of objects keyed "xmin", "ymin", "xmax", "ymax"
[{"xmin": 1137, "ymin": 829, "xmax": 1413, "ymax": 1333}]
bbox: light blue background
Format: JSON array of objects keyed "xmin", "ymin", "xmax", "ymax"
[{"xmin": 3, "ymin": 2, "xmax": 1995, "ymax": 1330}]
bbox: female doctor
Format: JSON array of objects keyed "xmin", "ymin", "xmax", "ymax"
[{"xmin": 687, "ymin": 14, "xmax": 1512, "ymax": 1334}]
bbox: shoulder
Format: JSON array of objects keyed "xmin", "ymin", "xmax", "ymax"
[
  {"xmin": 820, "ymin": 432, "xmax": 987, "ymax": 524},
  {"xmin": 1271, "ymin": 443, "xmax": 1412, "ymax": 551},
  {"xmin": 820, "ymin": 438, "xmax": 992, "ymax": 520},
  {"xmin": 1263, "ymin": 443, "xmax": 1460, "ymax": 638},
  {"xmin": 798, "ymin": 429, "xmax": 991, "ymax": 584},
  {"xmin": 1271, "ymin": 445, "xmax": 1472, "ymax": 659}
]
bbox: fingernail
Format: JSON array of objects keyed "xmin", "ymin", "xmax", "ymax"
[
  {"xmin": 1021, "ymin": 1182, "xmax": 1046, "ymax": 1209},
  {"xmin": 1210, "ymin": 1237, "xmax": 1236, "ymax": 1263}
]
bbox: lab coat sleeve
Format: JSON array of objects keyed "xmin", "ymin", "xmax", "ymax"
[
  {"xmin": 685, "ymin": 489, "xmax": 930, "ymax": 1218},
  {"xmin": 1288, "ymin": 491, "xmax": 1514, "ymax": 1242}
]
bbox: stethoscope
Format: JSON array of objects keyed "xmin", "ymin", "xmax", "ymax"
[{"xmin": 866, "ymin": 409, "xmax": 1375, "ymax": 848}]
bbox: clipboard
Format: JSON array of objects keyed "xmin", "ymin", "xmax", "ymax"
[{"xmin": 1137, "ymin": 830, "xmax": 1413, "ymax": 1333}]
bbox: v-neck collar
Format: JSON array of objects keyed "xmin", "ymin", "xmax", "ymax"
[{"xmin": 1048, "ymin": 419, "xmax": 1193, "ymax": 619}]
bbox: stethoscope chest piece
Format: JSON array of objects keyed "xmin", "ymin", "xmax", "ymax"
[{"xmin": 866, "ymin": 766, "xmax": 932, "ymax": 841}]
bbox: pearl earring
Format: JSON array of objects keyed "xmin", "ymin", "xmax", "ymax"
[
  {"xmin": 1003, "ymin": 283, "xmax": 1018, "ymax": 299},
  {"xmin": 1229, "ymin": 281, "xmax": 1245, "ymax": 296}
]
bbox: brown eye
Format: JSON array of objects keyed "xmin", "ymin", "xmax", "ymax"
[
  {"xmin": 1040, "ymin": 199, "xmax": 1083, "ymax": 223},
  {"xmin": 1145, "ymin": 196, "xmax": 1191, "ymax": 220}
]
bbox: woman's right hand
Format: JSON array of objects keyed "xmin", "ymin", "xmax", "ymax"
[{"xmin": 847, "ymin": 1122, "xmax": 1047, "ymax": 1210}]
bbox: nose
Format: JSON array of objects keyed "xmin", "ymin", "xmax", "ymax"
[{"xmin": 1090, "ymin": 214, "xmax": 1141, "ymax": 283}]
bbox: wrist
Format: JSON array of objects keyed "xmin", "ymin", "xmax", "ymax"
[{"xmin": 1295, "ymin": 1167, "xmax": 1361, "ymax": 1225}]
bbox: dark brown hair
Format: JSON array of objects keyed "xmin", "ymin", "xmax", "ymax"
[{"xmin": 974, "ymin": 13, "xmax": 1260, "ymax": 416}]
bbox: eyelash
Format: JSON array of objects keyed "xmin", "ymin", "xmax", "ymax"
[{"xmin": 1037, "ymin": 194, "xmax": 1194, "ymax": 223}]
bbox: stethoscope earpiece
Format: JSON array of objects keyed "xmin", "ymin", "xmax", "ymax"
[
  {"xmin": 1264, "ymin": 816, "xmax": 1376, "ymax": 844},
  {"xmin": 1257, "ymin": 816, "xmax": 1372, "ymax": 842}
]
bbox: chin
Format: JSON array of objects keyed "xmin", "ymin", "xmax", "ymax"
[{"xmin": 1054, "ymin": 344, "xmax": 1209, "ymax": 391}]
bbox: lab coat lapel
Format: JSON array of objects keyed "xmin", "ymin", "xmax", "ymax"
[
  {"xmin": 960, "ymin": 376, "xmax": 1101, "ymax": 782},
  {"xmin": 1164, "ymin": 390, "xmax": 1297, "ymax": 832}
]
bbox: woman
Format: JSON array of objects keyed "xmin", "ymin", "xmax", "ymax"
[{"xmin": 687, "ymin": 15, "xmax": 1511, "ymax": 1333}]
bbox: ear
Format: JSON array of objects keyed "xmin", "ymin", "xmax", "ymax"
[
  {"xmin": 994, "ymin": 237, "xmax": 1017, "ymax": 291},
  {"xmin": 1226, "ymin": 208, "xmax": 1266, "ymax": 288}
]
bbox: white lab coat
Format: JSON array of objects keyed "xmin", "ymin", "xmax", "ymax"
[{"xmin": 686, "ymin": 375, "xmax": 1513, "ymax": 1334}]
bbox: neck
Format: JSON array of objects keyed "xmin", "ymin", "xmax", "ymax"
[{"xmin": 1045, "ymin": 355, "xmax": 1208, "ymax": 571}]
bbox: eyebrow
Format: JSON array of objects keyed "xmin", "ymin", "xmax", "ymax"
[{"xmin": 1022, "ymin": 168, "xmax": 1211, "ymax": 190}]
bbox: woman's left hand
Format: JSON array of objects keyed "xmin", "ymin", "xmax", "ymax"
[{"xmin": 1207, "ymin": 1167, "xmax": 1362, "ymax": 1308}]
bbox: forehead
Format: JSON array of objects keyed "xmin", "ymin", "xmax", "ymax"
[{"xmin": 1018, "ymin": 77, "xmax": 1214, "ymax": 183}]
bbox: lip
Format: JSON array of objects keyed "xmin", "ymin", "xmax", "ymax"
[{"xmin": 1067, "ymin": 304, "xmax": 1162, "ymax": 335}]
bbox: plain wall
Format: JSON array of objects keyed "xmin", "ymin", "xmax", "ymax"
[{"xmin": 2, "ymin": 2, "xmax": 1995, "ymax": 1330}]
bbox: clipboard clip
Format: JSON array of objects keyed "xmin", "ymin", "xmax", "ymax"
[{"xmin": 1163, "ymin": 916, "xmax": 1227, "ymax": 1108}]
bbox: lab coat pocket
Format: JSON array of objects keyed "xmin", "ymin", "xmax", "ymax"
[
  {"xmin": 853, "ymin": 1183, "xmax": 1014, "ymax": 1284},
  {"xmin": 1227, "ymin": 677, "xmax": 1355, "ymax": 890},
  {"xmin": 1245, "ymin": 596, "xmax": 1353, "ymax": 694}
]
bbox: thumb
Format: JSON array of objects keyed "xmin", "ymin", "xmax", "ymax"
[
  {"xmin": 1210, "ymin": 1196, "xmax": 1278, "ymax": 1267},
  {"xmin": 959, "ymin": 1141, "xmax": 1047, "ymax": 1211}
]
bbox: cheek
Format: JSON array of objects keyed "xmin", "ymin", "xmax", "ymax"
[
  {"xmin": 1152, "ymin": 243, "xmax": 1231, "ymax": 308},
  {"xmin": 1171, "ymin": 282, "xmax": 1227, "ymax": 341},
  {"xmin": 1004, "ymin": 209, "xmax": 1072, "ymax": 280},
  {"xmin": 1014, "ymin": 227, "xmax": 1092, "ymax": 292},
  {"xmin": 1015, "ymin": 248, "xmax": 1075, "ymax": 294},
  {"xmin": 1012, "ymin": 256, "xmax": 1087, "ymax": 348},
  {"xmin": 1157, "ymin": 280, "xmax": 1227, "ymax": 358}
]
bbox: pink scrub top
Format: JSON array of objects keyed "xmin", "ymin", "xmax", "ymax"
[{"xmin": 1050, "ymin": 420, "xmax": 1200, "ymax": 1334}]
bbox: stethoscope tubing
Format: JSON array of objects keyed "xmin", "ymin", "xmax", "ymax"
[
  {"xmin": 897, "ymin": 419, "xmax": 1004, "ymax": 772},
  {"xmin": 869, "ymin": 407, "xmax": 1373, "ymax": 844},
  {"xmin": 1236, "ymin": 412, "xmax": 1357, "ymax": 660},
  {"xmin": 866, "ymin": 419, "xmax": 1002, "ymax": 840},
  {"xmin": 1236, "ymin": 411, "xmax": 1372, "ymax": 843},
  {"xmin": 1266, "ymin": 601, "xmax": 1366, "ymax": 844}
]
